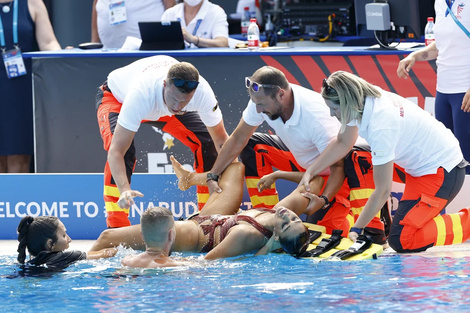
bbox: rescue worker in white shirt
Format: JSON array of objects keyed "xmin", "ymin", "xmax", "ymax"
[
  {"xmin": 205, "ymin": 66, "xmax": 389, "ymax": 244},
  {"xmin": 96, "ymin": 55, "xmax": 229, "ymax": 228},
  {"xmin": 161, "ymin": 0, "xmax": 229, "ymax": 48},
  {"xmin": 300, "ymin": 71, "xmax": 470, "ymax": 253}
]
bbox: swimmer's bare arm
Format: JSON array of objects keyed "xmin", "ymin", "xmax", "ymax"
[
  {"xmin": 208, "ymin": 119, "xmax": 257, "ymax": 194},
  {"xmin": 86, "ymin": 248, "xmax": 118, "ymax": 260},
  {"xmin": 89, "ymin": 224, "xmax": 144, "ymax": 251},
  {"xmin": 257, "ymin": 171, "xmax": 304, "ymax": 192},
  {"xmin": 204, "ymin": 226, "xmax": 266, "ymax": 260},
  {"xmin": 206, "ymin": 119, "xmax": 229, "ymax": 153}
]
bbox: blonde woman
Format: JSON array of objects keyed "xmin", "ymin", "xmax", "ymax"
[{"xmin": 300, "ymin": 71, "xmax": 470, "ymax": 253}]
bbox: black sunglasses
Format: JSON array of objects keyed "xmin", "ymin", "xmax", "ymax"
[
  {"xmin": 172, "ymin": 78, "xmax": 199, "ymax": 91},
  {"xmin": 322, "ymin": 78, "xmax": 337, "ymax": 96},
  {"xmin": 245, "ymin": 77, "xmax": 279, "ymax": 92}
]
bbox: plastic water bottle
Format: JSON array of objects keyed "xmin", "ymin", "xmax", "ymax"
[
  {"xmin": 424, "ymin": 17, "xmax": 435, "ymax": 46},
  {"xmin": 247, "ymin": 18, "xmax": 260, "ymax": 50},
  {"xmin": 241, "ymin": 7, "xmax": 251, "ymax": 36}
]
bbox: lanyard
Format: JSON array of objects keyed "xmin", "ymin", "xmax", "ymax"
[
  {"xmin": 446, "ymin": 0, "xmax": 470, "ymax": 38},
  {"xmin": 0, "ymin": 0, "xmax": 19, "ymax": 51},
  {"xmin": 445, "ymin": 0, "xmax": 455, "ymax": 17},
  {"xmin": 177, "ymin": 17, "xmax": 203, "ymax": 36},
  {"xmin": 192, "ymin": 19, "xmax": 202, "ymax": 36}
]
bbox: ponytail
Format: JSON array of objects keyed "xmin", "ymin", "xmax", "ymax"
[{"xmin": 17, "ymin": 216, "xmax": 34, "ymax": 264}]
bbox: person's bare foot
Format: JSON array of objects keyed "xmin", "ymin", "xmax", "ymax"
[{"xmin": 170, "ymin": 155, "xmax": 193, "ymax": 191}]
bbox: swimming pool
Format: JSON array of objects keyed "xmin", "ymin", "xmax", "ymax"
[{"xmin": 1, "ymin": 246, "xmax": 470, "ymax": 313}]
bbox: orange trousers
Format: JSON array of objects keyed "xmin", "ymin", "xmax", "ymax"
[
  {"xmin": 96, "ymin": 84, "xmax": 216, "ymax": 228},
  {"xmin": 239, "ymin": 133, "xmax": 381, "ymax": 239},
  {"xmin": 388, "ymin": 165, "xmax": 469, "ymax": 252}
]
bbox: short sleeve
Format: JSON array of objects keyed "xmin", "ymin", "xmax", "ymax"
[{"xmin": 241, "ymin": 100, "xmax": 264, "ymax": 127}]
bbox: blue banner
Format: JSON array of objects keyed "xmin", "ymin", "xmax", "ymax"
[{"xmin": 0, "ymin": 174, "xmax": 300, "ymax": 240}]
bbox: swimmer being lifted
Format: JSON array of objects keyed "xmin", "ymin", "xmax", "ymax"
[{"xmin": 92, "ymin": 156, "xmax": 325, "ymax": 265}]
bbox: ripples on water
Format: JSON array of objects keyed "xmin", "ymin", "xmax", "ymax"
[{"xmin": 1, "ymin": 248, "xmax": 470, "ymax": 313}]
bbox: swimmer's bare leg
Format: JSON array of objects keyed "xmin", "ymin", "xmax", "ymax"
[
  {"xmin": 171, "ymin": 155, "xmax": 245, "ymax": 216},
  {"xmin": 170, "ymin": 155, "xmax": 206, "ymax": 191}
]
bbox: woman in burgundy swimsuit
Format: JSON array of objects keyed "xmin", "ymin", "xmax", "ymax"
[{"xmin": 90, "ymin": 157, "xmax": 325, "ymax": 259}]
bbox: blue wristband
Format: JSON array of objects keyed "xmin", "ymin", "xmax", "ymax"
[{"xmin": 350, "ymin": 227, "xmax": 364, "ymax": 235}]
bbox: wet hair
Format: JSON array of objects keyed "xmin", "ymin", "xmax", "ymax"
[
  {"xmin": 279, "ymin": 225, "xmax": 310, "ymax": 257},
  {"xmin": 250, "ymin": 66, "xmax": 289, "ymax": 99},
  {"xmin": 167, "ymin": 62, "xmax": 199, "ymax": 94},
  {"xmin": 141, "ymin": 206, "xmax": 175, "ymax": 244},
  {"xmin": 321, "ymin": 71, "xmax": 381, "ymax": 133},
  {"xmin": 17, "ymin": 216, "xmax": 60, "ymax": 264}
]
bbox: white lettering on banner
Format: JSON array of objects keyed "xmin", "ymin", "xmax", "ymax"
[
  {"xmin": 0, "ymin": 201, "xmax": 98, "ymax": 218},
  {"xmin": 242, "ymin": 202, "xmax": 253, "ymax": 210},
  {"xmin": 41, "ymin": 202, "xmax": 69, "ymax": 217},
  {"xmin": 85, "ymin": 202, "xmax": 99, "ymax": 217},
  {"xmin": 155, "ymin": 201, "xmax": 198, "ymax": 218},
  {"xmin": 15, "ymin": 202, "xmax": 27, "ymax": 217},
  {"xmin": 74, "ymin": 202, "xmax": 84, "ymax": 217},
  {"xmin": 0, "ymin": 201, "xmax": 201, "ymax": 220},
  {"xmin": 74, "ymin": 202, "xmax": 100, "ymax": 218},
  {"xmin": 0, "ymin": 202, "xmax": 15, "ymax": 218},
  {"xmin": 130, "ymin": 202, "xmax": 145, "ymax": 218}
]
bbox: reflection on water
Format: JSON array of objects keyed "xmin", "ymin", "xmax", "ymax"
[{"xmin": 1, "ymin": 250, "xmax": 470, "ymax": 312}]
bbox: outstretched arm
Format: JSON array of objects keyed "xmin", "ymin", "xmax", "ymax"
[
  {"xmin": 299, "ymin": 126, "xmax": 358, "ymax": 191},
  {"xmin": 108, "ymin": 124, "xmax": 144, "ymax": 208},
  {"xmin": 207, "ymin": 120, "xmax": 229, "ymax": 153},
  {"xmin": 86, "ymin": 248, "xmax": 118, "ymax": 260},
  {"xmin": 207, "ymin": 119, "xmax": 257, "ymax": 194},
  {"xmin": 257, "ymin": 171, "xmax": 304, "ymax": 192},
  {"xmin": 89, "ymin": 224, "xmax": 144, "ymax": 251}
]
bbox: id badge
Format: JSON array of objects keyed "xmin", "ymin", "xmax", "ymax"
[
  {"xmin": 109, "ymin": 0, "xmax": 127, "ymax": 25},
  {"xmin": 2, "ymin": 48, "xmax": 27, "ymax": 79}
]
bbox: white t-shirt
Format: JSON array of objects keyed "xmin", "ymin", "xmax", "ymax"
[
  {"xmin": 434, "ymin": 0, "xmax": 470, "ymax": 93},
  {"xmin": 242, "ymin": 84, "xmax": 341, "ymax": 170},
  {"xmin": 161, "ymin": 0, "xmax": 229, "ymax": 48},
  {"xmin": 107, "ymin": 55, "xmax": 222, "ymax": 132},
  {"xmin": 350, "ymin": 88, "xmax": 463, "ymax": 176},
  {"xmin": 96, "ymin": 0, "xmax": 166, "ymax": 49}
]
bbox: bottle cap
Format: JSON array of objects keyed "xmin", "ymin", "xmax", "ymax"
[
  {"xmin": 427, "ymin": 17, "xmax": 434, "ymax": 22},
  {"xmin": 244, "ymin": 6, "xmax": 249, "ymax": 10},
  {"xmin": 250, "ymin": 18, "xmax": 257, "ymax": 23}
]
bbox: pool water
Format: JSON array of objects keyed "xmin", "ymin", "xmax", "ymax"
[{"xmin": 1, "ymin": 248, "xmax": 470, "ymax": 313}]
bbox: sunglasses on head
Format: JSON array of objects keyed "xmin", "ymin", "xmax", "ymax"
[
  {"xmin": 172, "ymin": 78, "xmax": 199, "ymax": 91},
  {"xmin": 245, "ymin": 77, "xmax": 278, "ymax": 92},
  {"xmin": 322, "ymin": 78, "xmax": 337, "ymax": 96}
]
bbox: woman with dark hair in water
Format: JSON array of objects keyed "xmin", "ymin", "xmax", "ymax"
[{"xmin": 17, "ymin": 216, "xmax": 117, "ymax": 268}]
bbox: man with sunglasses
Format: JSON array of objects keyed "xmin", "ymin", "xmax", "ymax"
[
  {"xmin": 96, "ymin": 55, "xmax": 229, "ymax": 228},
  {"xmin": 206, "ymin": 66, "xmax": 388, "ymax": 244}
]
